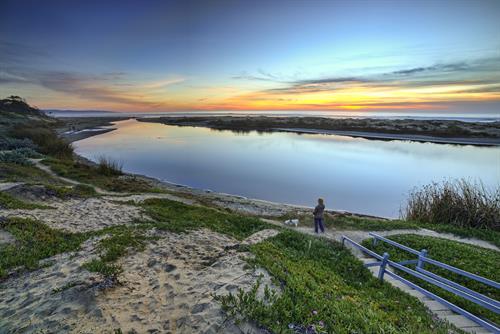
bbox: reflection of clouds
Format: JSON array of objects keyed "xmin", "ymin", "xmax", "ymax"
[
  {"xmin": 74, "ymin": 119, "xmax": 499, "ymax": 218},
  {"xmin": 288, "ymin": 131, "xmax": 500, "ymax": 164}
]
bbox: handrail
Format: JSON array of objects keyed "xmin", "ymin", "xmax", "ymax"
[
  {"xmin": 341, "ymin": 236, "xmax": 383, "ymax": 260},
  {"xmin": 369, "ymin": 232, "xmax": 421, "ymax": 255},
  {"xmin": 369, "ymin": 232, "xmax": 500, "ymax": 290},
  {"xmin": 384, "ymin": 270, "xmax": 500, "ymax": 333},
  {"xmin": 342, "ymin": 235, "xmax": 500, "ymax": 333},
  {"xmin": 420, "ymin": 256, "xmax": 500, "ymax": 290},
  {"xmin": 416, "ymin": 267, "xmax": 500, "ymax": 308},
  {"xmin": 388, "ymin": 259, "xmax": 499, "ymax": 314}
]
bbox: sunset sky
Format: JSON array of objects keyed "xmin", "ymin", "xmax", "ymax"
[{"xmin": 1, "ymin": 0, "xmax": 500, "ymax": 113}]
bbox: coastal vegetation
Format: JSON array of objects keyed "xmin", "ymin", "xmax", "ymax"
[
  {"xmin": 1, "ymin": 97, "xmax": 498, "ymax": 332},
  {"xmin": 0, "ymin": 217, "xmax": 87, "ymax": 278},
  {"xmin": 42, "ymin": 157, "xmax": 160, "ymax": 193},
  {"xmin": 139, "ymin": 115, "xmax": 500, "ymax": 139},
  {"xmin": 97, "ymin": 155, "xmax": 123, "ymax": 176},
  {"xmin": 83, "ymin": 225, "xmax": 149, "ymax": 278},
  {"xmin": 363, "ymin": 234, "xmax": 500, "ymax": 324},
  {"xmin": 402, "ymin": 179, "xmax": 499, "ymax": 230},
  {"xmin": 216, "ymin": 230, "xmax": 456, "ymax": 333},
  {"xmin": 138, "ymin": 198, "xmax": 273, "ymax": 240},
  {"xmin": 0, "ymin": 192, "xmax": 53, "ymax": 210}
]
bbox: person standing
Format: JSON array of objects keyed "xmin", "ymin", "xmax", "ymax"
[{"xmin": 313, "ymin": 198, "xmax": 325, "ymax": 234}]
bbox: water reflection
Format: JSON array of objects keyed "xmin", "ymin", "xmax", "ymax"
[{"xmin": 74, "ymin": 119, "xmax": 500, "ymax": 218}]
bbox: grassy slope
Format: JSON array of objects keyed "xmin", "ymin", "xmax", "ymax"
[
  {"xmin": 42, "ymin": 157, "xmax": 162, "ymax": 193},
  {"xmin": 217, "ymin": 230, "xmax": 455, "ymax": 333},
  {"xmin": 0, "ymin": 192, "xmax": 53, "ymax": 210},
  {"xmin": 362, "ymin": 234, "xmax": 500, "ymax": 324},
  {"xmin": 0, "ymin": 162, "xmax": 67, "ymax": 185},
  {"xmin": 139, "ymin": 198, "xmax": 274, "ymax": 240}
]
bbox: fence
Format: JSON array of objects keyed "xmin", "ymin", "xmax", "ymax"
[{"xmin": 341, "ymin": 233, "xmax": 500, "ymax": 333}]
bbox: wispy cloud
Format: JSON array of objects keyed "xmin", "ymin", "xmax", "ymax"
[
  {"xmin": 217, "ymin": 56, "xmax": 500, "ymax": 110},
  {"xmin": 390, "ymin": 62, "xmax": 469, "ymax": 75}
]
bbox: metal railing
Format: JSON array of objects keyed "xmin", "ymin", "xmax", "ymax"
[{"xmin": 341, "ymin": 235, "xmax": 500, "ymax": 333}]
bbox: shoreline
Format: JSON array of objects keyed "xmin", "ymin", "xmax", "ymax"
[
  {"xmin": 57, "ymin": 116, "xmax": 497, "ymax": 219},
  {"xmin": 58, "ymin": 115, "xmax": 500, "ymax": 146},
  {"xmin": 138, "ymin": 115, "xmax": 500, "ymax": 146},
  {"xmin": 274, "ymin": 128, "xmax": 500, "ymax": 145}
]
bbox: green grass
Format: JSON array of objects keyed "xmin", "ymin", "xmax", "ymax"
[
  {"xmin": 0, "ymin": 162, "xmax": 67, "ymax": 185},
  {"xmin": 42, "ymin": 157, "xmax": 162, "ymax": 193},
  {"xmin": 45, "ymin": 184, "xmax": 98, "ymax": 199},
  {"xmin": 278, "ymin": 211, "xmax": 500, "ymax": 247},
  {"xmin": 0, "ymin": 191, "xmax": 53, "ymax": 210},
  {"xmin": 0, "ymin": 217, "xmax": 87, "ymax": 278},
  {"xmin": 81, "ymin": 225, "xmax": 151, "ymax": 277},
  {"xmin": 139, "ymin": 198, "xmax": 274, "ymax": 240},
  {"xmin": 362, "ymin": 234, "xmax": 500, "ymax": 324},
  {"xmin": 419, "ymin": 224, "xmax": 500, "ymax": 248},
  {"xmin": 0, "ymin": 217, "xmax": 150, "ymax": 279},
  {"xmin": 281, "ymin": 212, "xmax": 419, "ymax": 231},
  {"xmin": 216, "ymin": 230, "xmax": 455, "ymax": 333}
]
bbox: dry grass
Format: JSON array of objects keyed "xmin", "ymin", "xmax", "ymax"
[
  {"xmin": 401, "ymin": 179, "xmax": 499, "ymax": 230},
  {"xmin": 96, "ymin": 156, "xmax": 123, "ymax": 176}
]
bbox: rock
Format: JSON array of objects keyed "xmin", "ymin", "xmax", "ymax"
[
  {"xmin": 164, "ymin": 263, "xmax": 176, "ymax": 272},
  {"xmin": 191, "ymin": 303, "xmax": 210, "ymax": 314},
  {"xmin": 176, "ymin": 316, "xmax": 188, "ymax": 328},
  {"xmin": 147, "ymin": 258, "xmax": 158, "ymax": 267}
]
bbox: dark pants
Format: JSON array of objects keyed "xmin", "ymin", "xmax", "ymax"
[{"xmin": 314, "ymin": 218, "xmax": 325, "ymax": 233}]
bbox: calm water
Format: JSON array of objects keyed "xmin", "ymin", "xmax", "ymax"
[{"xmin": 74, "ymin": 119, "xmax": 500, "ymax": 218}]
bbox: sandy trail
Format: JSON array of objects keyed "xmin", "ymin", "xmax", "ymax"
[
  {"xmin": 0, "ymin": 223, "xmax": 278, "ymax": 333},
  {"xmin": 263, "ymin": 219, "xmax": 499, "ymax": 252}
]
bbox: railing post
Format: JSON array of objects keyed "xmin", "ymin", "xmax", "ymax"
[
  {"xmin": 341, "ymin": 236, "xmax": 345, "ymax": 247},
  {"xmin": 372, "ymin": 236, "xmax": 378, "ymax": 247},
  {"xmin": 417, "ymin": 249, "xmax": 427, "ymax": 270},
  {"xmin": 378, "ymin": 252, "xmax": 389, "ymax": 281}
]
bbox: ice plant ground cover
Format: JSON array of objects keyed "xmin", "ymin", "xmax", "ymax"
[
  {"xmin": 363, "ymin": 234, "xmax": 500, "ymax": 325},
  {"xmin": 216, "ymin": 230, "xmax": 457, "ymax": 333}
]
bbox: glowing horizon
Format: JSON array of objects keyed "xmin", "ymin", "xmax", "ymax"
[{"xmin": 1, "ymin": 0, "xmax": 500, "ymax": 114}]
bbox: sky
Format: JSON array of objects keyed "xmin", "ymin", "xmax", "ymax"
[{"xmin": 1, "ymin": 0, "xmax": 500, "ymax": 114}]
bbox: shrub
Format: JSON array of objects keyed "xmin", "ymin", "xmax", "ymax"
[
  {"xmin": 10, "ymin": 124, "xmax": 73, "ymax": 158},
  {"xmin": 97, "ymin": 156, "xmax": 123, "ymax": 176},
  {"xmin": 13, "ymin": 147, "xmax": 42, "ymax": 158},
  {"xmin": 0, "ymin": 136, "xmax": 36, "ymax": 150},
  {"xmin": 0, "ymin": 151, "xmax": 33, "ymax": 166},
  {"xmin": 401, "ymin": 179, "xmax": 499, "ymax": 230}
]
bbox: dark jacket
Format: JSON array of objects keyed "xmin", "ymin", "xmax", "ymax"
[{"xmin": 313, "ymin": 203, "xmax": 325, "ymax": 219}]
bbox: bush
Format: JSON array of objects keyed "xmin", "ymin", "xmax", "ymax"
[
  {"xmin": 0, "ymin": 136, "xmax": 36, "ymax": 150},
  {"xmin": 10, "ymin": 124, "xmax": 73, "ymax": 158},
  {"xmin": 97, "ymin": 156, "xmax": 123, "ymax": 176},
  {"xmin": 13, "ymin": 147, "xmax": 42, "ymax": 158},
  {"xmin": 0, "ymin": 151, "xmax": 33, "ymax": 166},
  {"xmin": 401, "ymin": 179, "xmax": 499, "ymax": 230}
]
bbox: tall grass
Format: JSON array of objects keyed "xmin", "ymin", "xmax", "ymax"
[
  {"xmin": 401, "ymin": 179, "xmax": 499, "ymax": 230},
  {"xmin": 96, "ymin": 156, "xmax": 123, "ymax": 176},
  {"xmin": 10, "ymin": 124, "xmax": 73, "ymax": 158}
]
